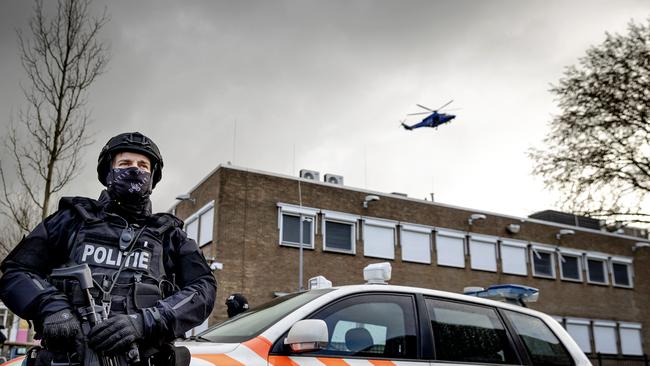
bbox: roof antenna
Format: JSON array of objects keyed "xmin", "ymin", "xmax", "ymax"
[{"xmin": 232, "ymin": 119, "xmax": 237, "ymax": 165}]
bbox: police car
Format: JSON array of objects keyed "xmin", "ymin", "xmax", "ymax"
[{"xmin": 181, "ymin": 263, "xmax": 590, "ymax": 366}]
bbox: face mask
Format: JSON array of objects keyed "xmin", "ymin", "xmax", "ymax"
[{"xmin": 106, "ymin": 167, "xmax": 153, "ymax": 203}]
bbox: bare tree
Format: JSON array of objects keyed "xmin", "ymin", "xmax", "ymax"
[
  {"xmin": 0, "ymin": 0, "xmax": 109, "ymax": 245},
  {"xmin": 530, "ymin": 20, "xmax": 650, "ymax": 226}
]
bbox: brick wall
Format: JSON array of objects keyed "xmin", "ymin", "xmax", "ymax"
[{"xmin": 175, "ymin": 166, "xmax": 649, "ymax": 354}]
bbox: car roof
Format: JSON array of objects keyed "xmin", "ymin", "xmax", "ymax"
[{"xmin": 320, "ymin": 283, "xmax": 552, "ymax": 319}]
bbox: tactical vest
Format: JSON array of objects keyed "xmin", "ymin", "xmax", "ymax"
[{"xmin": 53, "ymin": 197, "xmax": 179, "ymax": 315}]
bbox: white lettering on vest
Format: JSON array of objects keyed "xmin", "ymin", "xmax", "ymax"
[
  {"xmin": 139, "ymin": 252, "xmax": 150, "ymax": 268},
  {"xmin": 80, "ymin": 243, "xmax": 151, "ymax": 270},
  {"xmin": 106, "ymin": 249, "xmax": 116, "ymax": 266},
  {"xmin": 94, "ymin": 247, "xmax": 107, "ymax": 263},
  {"xmin": 82, "ymin": 245, "xmax": 94, "ymax": 262}
]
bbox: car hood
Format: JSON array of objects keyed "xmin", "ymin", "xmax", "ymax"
[
  {"xmin": 177, "ymin": 341, "xmax": 240, "ymax": 365},
  {"xmin": 179, "ymin": 337, "xmax": 273, "ymax": 366}
]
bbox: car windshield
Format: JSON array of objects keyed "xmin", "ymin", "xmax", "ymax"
[{"xmin": 198, "ymin": 288, "xmax": 334, "ymax": 343}]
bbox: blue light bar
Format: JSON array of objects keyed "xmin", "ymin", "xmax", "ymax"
[{"xmin": 464, "ymin": 284, "xmax": 539, "ymax": 306}]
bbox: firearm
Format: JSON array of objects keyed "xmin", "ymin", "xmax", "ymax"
[{"xmin": 50, "ymin": 264, "xmax": 140, "ymax": 366}]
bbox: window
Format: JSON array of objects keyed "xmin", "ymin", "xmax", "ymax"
[
  {"xmin": 500, "ymin": 240, "xmax": 528, "ymax": 276},
  {"xmin": 363, "ymin": 218, "xmax": 397, "ymax": 259},
  {"xmin": 620, "ymin": 322, "xmax": 643, "ymax": 355},
  {"xmin": 435, "ymin": 229, "xmax": 465, "ymax": 268},
  {"xmin": 558, "ymin": 248, "xmax": 583, "ymax": 282},
  {"xmin": 281, "ymin": 214, "xmax": 313, "ymax": 247},
  {"xmin": 186, "ymin": 219, "xmax": 198, "ymax": 242},
  {"xmin": 203, "ymin": 289, "xmax": 333, "ymax": 343},
  {"xmin": 277, "ymin": 203, "xmax": 318, "ymax": 248},
  {"xmin": 426, "ymin": 298, "xmax": 518, "ymax": 364},
  {"xmin": 184, "ymin": 201, "xmax": 215, "ymax": 247},
  {"xmin": 469, "ymin": 234, "xmax": 497, "ymax": 272},
  {"xmin": 503, "ymin": 310, "xmax": 573, "ymax": 366},
  {"xmin": 610, "ymin": 257, "xmax": 633, "ymax": 288},
  {"xmin": 322, "ymin": 211, "xmax": 359, "ymax": 254},
  {"xmin": 557, "ymin": 317, "xmax": 645, "ymax": 357},
  {"xmin": 593, "ymin": 321, "xmax": 617, "ymax": 354},
  {"xmin": 531, "ymin": 245, "xmax": 555, "ymax": 278},
  {"xmin": 565, "ymin": 318, "xmax": 591, "ymax": 353},
  {"xmin": 586, "ymin": 253, "xmax": 609, "ymax": 285},
  {"xmin": 198, "ymin": 207, "xmax": 214, "ymax": 246},
  {"xmin": 306, "ymin": 294, "xmax": 418, "ymax": 359},
  {"xmin": 400, "ymin": 224, "xmax": 432, "ymax": 264}
]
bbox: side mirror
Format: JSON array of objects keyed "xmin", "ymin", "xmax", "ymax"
[{"xmin": 284, "ymin": 319, "xmax": 329, "ymax": 353}]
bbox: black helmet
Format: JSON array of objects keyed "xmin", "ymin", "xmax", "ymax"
[
  {"xmin": 97, "ymin": 132, "xmax": 163, "ymax": 188},
  {"xmin": 225, "ymin": 293, "xmax": 249, "ymax": 318}
]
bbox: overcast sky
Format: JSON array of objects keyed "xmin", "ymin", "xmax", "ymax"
[{"xmin": 1, "ymin": 0, "xmax": 649, "ymax": 218}]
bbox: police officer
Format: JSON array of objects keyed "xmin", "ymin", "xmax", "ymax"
[
  {"xmin": 225, "ymin": 293, "xmax": 248, "ymax": 318},
  {"xmin": 0, "ymin": 132, "xmax": 217, "ymax": 365}
]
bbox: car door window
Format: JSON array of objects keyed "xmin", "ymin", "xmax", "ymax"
[
  {"xmin": 503, "ymin": 310, "xmax": 573, "ymax": 366},
  {"xmin": 426, "ymin": 298, "xmax": 519, "ymax": 364},
  {"xmin": 305, "ymin": 293, "xmax": 418, "ymax": 359}
]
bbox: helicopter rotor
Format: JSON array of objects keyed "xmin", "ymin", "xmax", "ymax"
[
  {"xmin": 435, "ymin": 99, "xmax": 454, "ymax": 111},
  {"xmin": 415, "ymin": 104, "xmax": 434, "ymax": 112}
]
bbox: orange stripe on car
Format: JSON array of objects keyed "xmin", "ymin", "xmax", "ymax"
[
  {"xmin": 369, "ymin": 360, "xmax": 396, "ymax": 366},
  {"xmin": 268, "ymin": 355, "xmax": 301, "ymax": 366},
  {"xmin": 316, "ymin": 357, "xmax": 350, "ymax": 366},
  {"xmin": 243, "ymin": 336, "xmax": 273, "ymax": 359},
  {"xmin": 193, "ymin": 354, "xmax": 245, "ymax": 366}
]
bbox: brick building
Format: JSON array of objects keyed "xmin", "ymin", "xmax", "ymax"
[{"xmin": 172, "ymin": 165, "xmax": 650, "ymax": 358}]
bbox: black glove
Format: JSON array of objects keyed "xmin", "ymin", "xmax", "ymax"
[
  {"xmin": 41, "ymin": 309, "xmax": 81, "ymax": 344},
  {"xmin": 88, "ymin": 314, "xmax": 144, "ymax": 354}
]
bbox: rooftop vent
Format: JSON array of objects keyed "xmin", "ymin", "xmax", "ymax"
[
  {"xmin": 299, "ymin": 169, "xmax": 320, "ymax": 181},
  {"xmin": 391, "ymin": 192, "xmax": 408, "ymax": 197}
]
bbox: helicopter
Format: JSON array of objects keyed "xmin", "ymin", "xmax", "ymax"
[{"xmin": 401, "ymin": 100, "xmax": 456, "ymax": 130}]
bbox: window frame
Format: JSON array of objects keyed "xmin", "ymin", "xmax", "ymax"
[
  {"xmin": 558, "ymin": 248, "xmax": 583, "ymax": 282},
  {"xmin": 564, "ymin": 317, "xmax": 592, "ymax": 353},
  {"xmin": 424, "ymin": 296, "xmax": 522, "ymax": 365},
  {"xmin": 185, "ymin": 218, "xmax": 199, "ymax": 242},
  {"xmin": 619, "ymin": 322, "xmax": 643, "ymax": 356},
  {"xmin": 362, "ymin": 217, "xmax": 397, "ymax": 260},
  {"xmin": 184, "ymin": 200, "xmax": 215, "ymax": 247},
  {"xmin": 468, "ymin": 234, "xmax": 498, "ymax": 272},
  {"xmin": 585, "ymin": 253, "xmax": 609, "ymax": 285},
  {"xmin": 277, "ymin": 203, "xmax": 319, "ymax": 249},
  {"xmin": 530, "ymin": 244, "xmax": 556, "ymax": 279},
  {"xmin": 299, "ymin": 292, "xmax": 420, "ymax": 359},
  {"xmin": 500, "ymin": 239, "xmax": 529, "ymax": 276},
  {"xmin": 593, "ymin": 320, "xmax": 618, "ymax": 354},
  {"xmin": 434, "ymin": 228, "xmax": 466, "ymax": 268},
  {"xmin": 322, "ymin": 210, "xmax": 359, "ymax": 254},
  {"xmin": 500, "ymin": 309, "xmax": 575, "ymax": 366},
  {"xmin": 399, "ymin": 223, "xmax": 433, "ymax": 264},
  {"xmin": 610, "ymin": 256, "xmax": 633, "ymax": 288}
]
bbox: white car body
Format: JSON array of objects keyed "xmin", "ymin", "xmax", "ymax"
[{"xmin": 180, "ymin": 284, "xmax": 591, "ymax": 366}]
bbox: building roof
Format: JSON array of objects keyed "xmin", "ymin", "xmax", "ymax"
[{"xmin": 173, "ymin": 164, "xmax": 649, "ymax": 243}]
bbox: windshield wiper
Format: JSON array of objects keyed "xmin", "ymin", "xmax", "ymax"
[{"xmin": 187, "ymin": 335, "xmax": 212, "ymax": 342}]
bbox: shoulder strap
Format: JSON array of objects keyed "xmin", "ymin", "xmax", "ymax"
[
  {"xmin": 58, "ymin": 196, "xmax": 103, "ymax": 224},
  {"xmin": 150, "ymin": 213, "xmax": 183, "ymax": 235}
]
